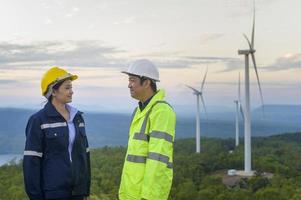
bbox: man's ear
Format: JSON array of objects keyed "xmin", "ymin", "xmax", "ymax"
[{"xmin": 143, "ymin": 79, "xmax": 151, "ymax": 88}]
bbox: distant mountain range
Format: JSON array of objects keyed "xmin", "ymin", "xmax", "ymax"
[
  {"xmin": 253, "ymin": 104, "xmax": 301, "ymax": 122},
  {"xmin": 0, "ymin": 104, "xmax": 300, "ymax": 154}
]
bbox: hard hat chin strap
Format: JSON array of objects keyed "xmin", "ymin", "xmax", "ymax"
[{"xmin": 44, "ymin": 83, "xmax": 55, "ymax": 99}]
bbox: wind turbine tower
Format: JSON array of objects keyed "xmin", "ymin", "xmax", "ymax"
[
  {"xmin": 238, "ymin": 7, "xmax": 264, "ymax": 175},
  {"xmin": 234, "ymin": 73, "xmax": 244, "ymax": 147},
  {"xmin": 186, "ymin": 67, "xmax": 208, "ymax": 153}
]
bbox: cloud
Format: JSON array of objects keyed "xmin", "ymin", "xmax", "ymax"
[
  {"xmin": 65, "ymin": 14, "xmax": 73, "ymax": 18},
  {"xmin": 124, "ymin": 16, "xmax": 135, "ymax": 24},
  {"xmin": 265, "ymin": 53, "xmax": 301, "ymax": 71},
  {"xmin": 0, "ymin": 41, "xmax": 248, "ymax": 71},
  {"xmin": 0, "ymin": 40, "xmax": 240, "ymax": 70},
  {"xmin": 130, "ymin": 51, "xmax": 241, "ymax": 69},
  {"xmin": 0, "ymin": 80, "xmax": 19, "ymax": 85},
  {"xmin": 226, "ymin": 0, "xmax": 279, "ymax": 18},
  {"xmin": 222, "ymin": 59, "xmax": 245, "ymax": 72},
  {"xmin": 188, "ymin": 53, "xmax": 301, "ymax": 73},
  {"xmin": 184, "ymin": 56, "xmax": 243, "ymax": 72},
  {"xmin": 44, "ymin": 19, "xmax": 53, "ymax": 25},
  {"xmin": 155, "ymin": 59, "xmax": 199, "ymax": 69},
  {"xmin": 0, "ymin": 41, "xmax": 126, "ymax": 69},
  {"xmin": 114, "ymin": 16, "xmax": 136, "ymax": 25},
  {"xmin": 185, "ymin": 56, "xmax": 235, "ymax": 62},
  {"xmin": 200, "ymin": 33, "xmax": 224, "ymax": 44},
  {"xmin": 130, "ymin": 55, "xmax": 242, "ymax": 70},
  {"xmin": 72, "ymin": 7, "xmax": 79, "ymax": 12},
  {"xmin": 65, "ymin": 7, "xmax": 80, "ymax": 18},
  {"xmin": 153, "ymin": 56, "xmax": 230, "ymax": 69},
  {"xmin": 202, "ymin": 81, "xmax": 301, "ymax": 87}
]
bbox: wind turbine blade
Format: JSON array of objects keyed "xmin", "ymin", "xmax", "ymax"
[
  {"xmin": 186, "ymin": 85, "xmax": 201, "ymax": 94},
  {"xmin": 243, "ymin": 34, "xmax": 252, "ymax": 50},
  {"xmin": 251, "ymin": 53, "xmax": 264, "ymax": 112},
  {"xmin": 238, "ymin": 72, "xmax": 241, "ymax": 101},
  {"xmin": 239, "ymin": 104, "xmax": 245, "ymax": 121},
  {"xmin": 201, "ymin": 67, "xmax": 208, "ymax": 91},
  {"xmin": 200, "ymin": 94, "xmax": 208, "ymax": 119},
  {"xmin": 251, "ymin": 5, "xmax": 255, "ymax": 49}
]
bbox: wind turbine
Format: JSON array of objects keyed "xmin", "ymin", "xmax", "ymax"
[
  {"xmin": 234, "ymin": 73, "xmax": 244, "ymax": 147},
  {"xmin": 238, "ymin": 6, "xmax": 264, "ymax": 175},
  {"xmin": 186, "ymin": 67, "xmax": 208, "ymax": 153}
]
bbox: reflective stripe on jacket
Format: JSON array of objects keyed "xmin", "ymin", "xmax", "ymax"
[
  {"xmin": 119, "ymin": 89, "xmax": 176, "ymax": 200},
  {"xmin": 23, "ymin": 101, "xmax": 91, "ymax": 200}
]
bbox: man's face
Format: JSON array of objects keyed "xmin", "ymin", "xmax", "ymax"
[{"xmin": 128, "ymin": 75, "xmax": 144, "ymax": 100}]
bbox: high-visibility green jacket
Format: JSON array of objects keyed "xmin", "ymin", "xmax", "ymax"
[{"xmin": 119, "ymin": 89, "xmax": 176, "ymax": 200}]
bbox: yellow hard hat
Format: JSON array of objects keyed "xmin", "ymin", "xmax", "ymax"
[{"xmin": 41, "ymin": 66, "xmax": 78, "ymax": 98}]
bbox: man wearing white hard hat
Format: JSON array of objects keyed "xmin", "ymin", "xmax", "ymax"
[{"xmin": 119, "ymin": 59, "xmax": 176, "ymax": 200}]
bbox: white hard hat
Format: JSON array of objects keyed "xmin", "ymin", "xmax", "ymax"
[{"xmin": 122, "ymin": 59, "xmax": 160, "ymax": 82}]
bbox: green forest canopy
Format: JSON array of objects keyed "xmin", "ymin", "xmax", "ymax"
[{"xmin": 1, "ymin": 132, "xmax": 301, "ymax": 200}]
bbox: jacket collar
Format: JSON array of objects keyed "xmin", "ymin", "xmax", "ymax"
[
  {"xmin": 66, "ymin": 104, "xmax": 78, "ymax": 122},
  {"xmin": 133, "ymin": 89, "xmax": 165, "ymax": 121},
  {"xmin": 138, "ymin": 94, "xmax": 154, "ymax": 111},
  {"xmin": 44, "ymin": 101, "xmax": 61, "ymax": 117},
  {"xmin": 44, "ymin": 101, "xmax": 82, "ymax": 117}
]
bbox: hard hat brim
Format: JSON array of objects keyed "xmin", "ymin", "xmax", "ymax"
[
  {"xmin": 121, "ymin": 71, "xmax": 160, "ymax": 82},
  {"xmin": 70, "ymin": 74, "xmax": 78, "ymax": 81},
  {"xmin": 56, "ymin": 74, "xmax": 78, "ymax": 83}
]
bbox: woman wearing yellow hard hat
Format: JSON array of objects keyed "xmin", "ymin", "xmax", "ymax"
[{"xmin": 23, "ymin": 66, "xmax": 90, "ymax": 200}]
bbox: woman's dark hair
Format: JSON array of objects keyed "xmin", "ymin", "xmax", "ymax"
[{"xmin": 47, "ymin": 79, "xmax": 69, "ymax": 101}]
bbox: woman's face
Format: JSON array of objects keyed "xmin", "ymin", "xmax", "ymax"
[{"xmin": 52, "ymin": 80, "xmax": 73, "ymax": 104}]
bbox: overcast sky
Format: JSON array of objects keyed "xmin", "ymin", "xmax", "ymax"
[{"xmin": 0, "ymin": 0, "xmax": 300, "ymax": 113}]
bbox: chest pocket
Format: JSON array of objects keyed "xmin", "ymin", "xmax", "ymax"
[
  {"xmin": 130, "ymin": 101, "xmax": 172, "ymax": 154},
  {"xmin": 130, "ymin": 120, "xmax": 149, "ymax": 155},
  {"xmin": 45, "ymin": 131, "xmax": 64, "ymax": 139},
  {"xmin": 44, "ymin": 128, "xmax": 68, "ymax": 154}
]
